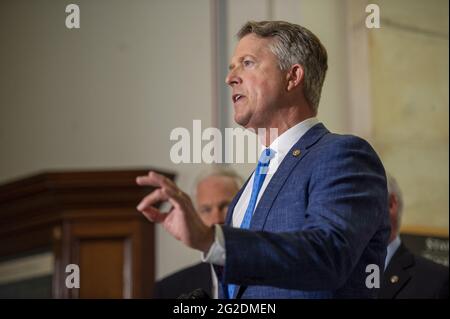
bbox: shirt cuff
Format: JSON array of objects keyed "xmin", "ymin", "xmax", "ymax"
[{"xmin": 201, "ymin": 224, "xmax": 226, "ymax": 266}]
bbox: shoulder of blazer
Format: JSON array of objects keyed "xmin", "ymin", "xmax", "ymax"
[{"xmin": 381, "ymin": 243, "xmax": 449, "ymax": 298}]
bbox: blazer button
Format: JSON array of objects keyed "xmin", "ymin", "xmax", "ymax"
[{"xmin": 390, "ymin": 275, "xmax": 399, "ymax": 284}]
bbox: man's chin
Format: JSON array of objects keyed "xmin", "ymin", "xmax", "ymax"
[{"xmin": 233, "ymin": 114, "xmax": 250, "ymax": 128}]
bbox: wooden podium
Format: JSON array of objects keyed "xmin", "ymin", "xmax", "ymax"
[{"xmin": 0, "ymin": 169, "xmax": 175, "ymax": 298}]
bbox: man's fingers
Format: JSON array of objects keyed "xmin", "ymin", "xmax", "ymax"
[
  {"xmin": 141, "ymin": 207, "xmax": 168, "ymax": 224},
  {"xmin": 168, "ymin": 196, "xmax": 182, "ymax": 212},
  {"xmin": 136, "ymin": 171, "xmax": 186, "ymax": 204},
  {"xmin": 136, "ymin": 171, "xmax": 192, "ymax": 225},
  {"xmin": 164, "ymin": 187, "xmax": 188, "ymax": 208},
  {"xmin": 136, "ymin": 175, "xmax": 160, "ymax": 187},
  {"xmin": 136, "ymin": 188, "xmax": 168, "ymax": 211},
  {"xmin": 136, "ymin": 171, "xmax": 175, "ymax": 189}
]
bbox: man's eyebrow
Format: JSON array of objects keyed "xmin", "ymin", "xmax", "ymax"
[
  {"xmin": 219, "ymin": 200, "xmax": 231, "ymax": 207},
  {"xmin": 228, "ymin": 55, "xmax": 257, "ymax": 70}
]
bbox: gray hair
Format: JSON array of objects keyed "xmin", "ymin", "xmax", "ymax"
[
  {"xmin": 191, "ymin": 166, "xmax": 243, "ymax": 200},
  {"xmin": 386, "ymin": 173, "xmax": 404, "ymax": 232},
  {"xmin": 237, "ymin": 20, "xmax": 328, "ymax": 113}
]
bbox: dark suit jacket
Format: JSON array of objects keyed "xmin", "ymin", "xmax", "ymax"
[
  {"xmin": 218, "ymin": 123, "xmax": 390, "ymax": 298},
  {"xmin": 153, "ymin": 263, "xmax": 212, "ymax": 299},
  {"xmin": 379, "ymin": 243, "xmax": 449, "ymax": 299}
]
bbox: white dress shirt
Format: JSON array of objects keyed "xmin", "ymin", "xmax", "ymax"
[
  {"xmin": 210, "ymin": 264, "xmax": 219, "ymax": 299},
  {"xmin": 202, "ymin": 117, "xmax": 319, "ymax": 266},
  {"xmin": 384, "ymin": 235, "xmax": 401, "ymax": 270}
]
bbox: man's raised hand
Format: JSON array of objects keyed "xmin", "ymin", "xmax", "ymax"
[{"xmin": 136, "ymin": 171, "xmax": 214, "ymax": 253}]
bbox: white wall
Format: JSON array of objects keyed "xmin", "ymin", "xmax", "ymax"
[{"xmin": 369, "ymin": 0, "xmax": 449, "ymax": 229}]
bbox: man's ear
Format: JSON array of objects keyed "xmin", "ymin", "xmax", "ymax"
[
  {"xmin": 389, "ymin": 193, "xmax": 398, "ymax": 214},
  {"xmin": 286, "ymin": 64, "xmax": 304, "ymax": 91}
]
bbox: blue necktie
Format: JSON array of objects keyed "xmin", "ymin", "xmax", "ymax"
[{"xmin": 226, "ymin": 148, "xmax": 275, "ymax": 299}]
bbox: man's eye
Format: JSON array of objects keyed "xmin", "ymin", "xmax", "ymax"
[
  {"xmin": 243, "ymin": 60, "xmax": 254, "ymax": 67},
  {"xmin": 220, "ymin": 205, "xmax": 230, "ymax": 213}
]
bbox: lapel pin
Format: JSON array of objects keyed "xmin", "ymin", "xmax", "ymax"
[
  {"xmin": 390, "ymin": 275, "xmax": 399, "ymax": 284},
  {"xmin": 292, "ymin": 149, "xmax": 301, "ymax": 157}
]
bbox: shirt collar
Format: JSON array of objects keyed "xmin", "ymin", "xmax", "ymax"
[
  {"xmin": 385, "ymin": 235, "xmax": 402, "ymax": 270},
  {"xmin": 259, "ymin": 117, "xmax": 319, "ymax": 160}
]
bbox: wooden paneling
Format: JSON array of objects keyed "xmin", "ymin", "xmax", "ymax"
[
  {"xmin": 0, "ymin": 169, "xmax": 174, "ymax": 298},
  {"xmin": 78, "ymin": 238, "xmax": 126, "ymax": 298}
]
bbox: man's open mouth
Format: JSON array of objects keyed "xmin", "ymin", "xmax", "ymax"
[{"xmin": 232, "ymin": 94, "xmax": 245, "ymax": 103}]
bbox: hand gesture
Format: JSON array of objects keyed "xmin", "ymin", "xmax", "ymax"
[{"xmin": 136, "ymin": 171, "xmax": 214, "ymax": 253}]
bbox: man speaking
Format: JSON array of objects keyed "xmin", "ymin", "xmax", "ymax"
[{"xmin": 137, "ymin": 21, "xmax": 390, "ymax": 298}]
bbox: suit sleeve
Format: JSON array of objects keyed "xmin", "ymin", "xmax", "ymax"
[{"xmin": 222, "ymin": 136, "xmax": 389, "ymax": 290}]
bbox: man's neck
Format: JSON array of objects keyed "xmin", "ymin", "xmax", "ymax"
[
  {"xmin": 259, "ymin": 103, "xmax": 316, "ymax": 146},
  {"xmin": 259, "ymin": 116, "xmax": 316, "ymax": 146}
]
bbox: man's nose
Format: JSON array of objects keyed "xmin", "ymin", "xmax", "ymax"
[
  {"xmin": 211, "ymin": 207, "xmax": 226, "ymax": 224},
  {"xmin": 225, "ymin": 69, "xmax": 241, "ymax": 87}
]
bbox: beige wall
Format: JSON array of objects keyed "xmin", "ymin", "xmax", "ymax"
[
  {"xmin": 369, "ymin": 0, "xmax": 449, "ymax": 230},
  {"xmin": 0, "ymin": 0, "xmax": 212, "ymax": 280}
]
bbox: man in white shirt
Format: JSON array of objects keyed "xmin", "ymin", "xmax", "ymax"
[{"xmin": 137, "ymin": 20, "xmax": 390, "ymax": 298}]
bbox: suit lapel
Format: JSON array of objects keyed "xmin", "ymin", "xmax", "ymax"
[
  {"xmin": 249, "ymin": 123, "xmax": 329, "ymax": 231},
  {"xmin": 381, "ymin": 244, "xmax": 414, "ymax": 298}
]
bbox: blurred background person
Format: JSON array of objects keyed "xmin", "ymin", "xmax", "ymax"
[
  {"xmin": 153, "ymin": 167, "xmax": 243, "ymax": 298},
  {"xmin": 379, "ymin": 173, "xmax": 449, "ymax": 299}
]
